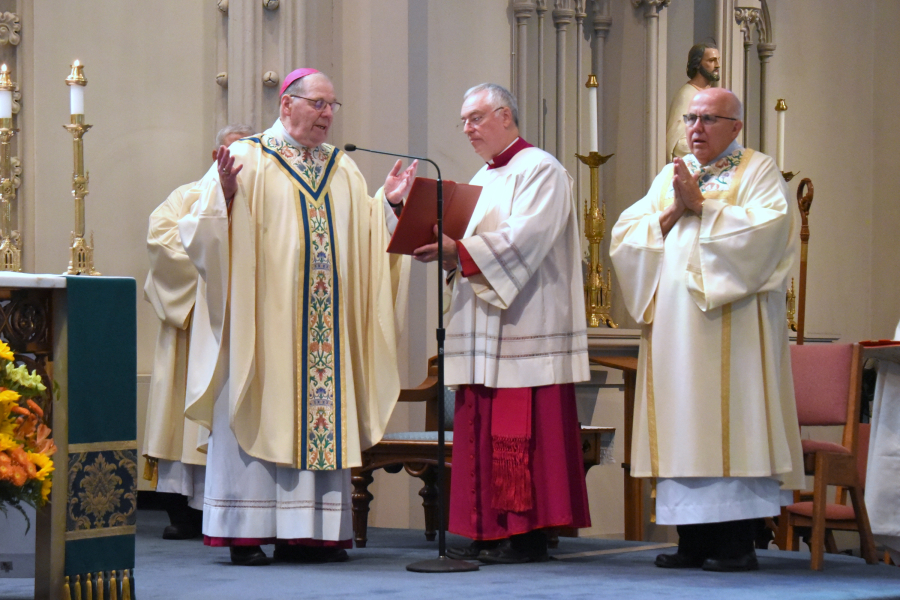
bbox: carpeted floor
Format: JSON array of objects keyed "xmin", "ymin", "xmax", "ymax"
[{"xmin": 2, "ymin": 509, "xmax": 900, "ymax": 600}]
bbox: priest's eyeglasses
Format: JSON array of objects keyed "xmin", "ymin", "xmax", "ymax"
[
  {"xmin": 458, "ymin": 107, "xmax": 504, "ymax": 131},
  {"xmin": 683, "ymin": 113, "xmax": 738, "ymax": 126},
  {"xmin": 289, "ymin": 95, "xmax": 342, "ymax": 114}
]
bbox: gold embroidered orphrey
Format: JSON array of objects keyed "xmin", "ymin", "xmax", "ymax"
[{"xmin": 250, "ymin": 135, "xmax": 347, "ymax": 471}]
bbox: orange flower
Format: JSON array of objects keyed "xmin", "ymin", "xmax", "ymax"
[
  {"xmin": 0, "ymin": 461, "xmax": 26, "ymax": 486},
  {"xmin": 25, "ymin": 400, "xmax": 43, "ymax": 419},
  {"xmin": 33, "ymin": 424, "xmax": 56, "ymax": 456}
]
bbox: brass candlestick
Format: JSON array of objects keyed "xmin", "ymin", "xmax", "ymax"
[
  {"xmin": 575, "ymin": 151, "xmax": 616, "ymax": 328},
  {"xmin": 0, "ymin": 66, "xmax": 20, "ymax": 272},
  {"xmin": 64, "ymin": 61, "xmax": 99, "ymax": 275}
]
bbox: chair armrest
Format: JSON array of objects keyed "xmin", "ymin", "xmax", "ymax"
[{"xmin": 397, "ymin": 375, "xmax": 439, "ymax": 403}]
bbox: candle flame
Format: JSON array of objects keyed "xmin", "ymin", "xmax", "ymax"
[
  {"xmin": 74, "ymin": 59, "xmax": 80, "ymax": 67},
  {"xmin": 0, "ymin": 65, "xmax": 6, "ymax": 73}
]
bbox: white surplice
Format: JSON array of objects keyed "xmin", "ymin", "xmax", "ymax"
[
  {"xmin": 178, "ymin": 119, "xmax": 407, "ymax": 541},
  {"xmin": 610, "ymin": 142, "xmax": 805, "ymax": 524},
  {"xmin": 143, "ymin": 182, "xmax": 208, "ymax": 506},
  {"xmin": 865, "ymin": 320, "xmax": 900, "ymax": 562},
  {"xmin": 445, "ymin": 146, "xmax": 589, "ymax": 388}
]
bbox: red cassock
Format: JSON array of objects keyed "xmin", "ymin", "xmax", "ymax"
[{"xmin": 449, "ymin": 383, "xmax": 591, "ymax": 540}]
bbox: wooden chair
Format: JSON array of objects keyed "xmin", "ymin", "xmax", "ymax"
[
  {"xmin": 351, "ymin": 356, "xmax": 447, "ymax": 548},
  {"xmin": 351, "ymin": 356, "xmax": 616, "ymax": 548},
  {"xmin": 778, "ymin": 343, "xmax": 878, "ymax": 570}
]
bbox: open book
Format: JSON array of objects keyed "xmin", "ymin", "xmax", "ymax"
[{"xmin": 386, "ymin": 177, "xmax": 482, "ymax": 255}]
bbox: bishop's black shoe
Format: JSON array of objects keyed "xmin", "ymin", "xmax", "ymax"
[
  {"xmin": 273, "ymin": 544, "xmax": 349, "ymax": 563},
  {"xmin": 230, "ymin": 545, "xmax": 272, "ymax": 566},
  {"xmin": 445, "ymin": 539, "xmax": 502, "ymax": 561}
]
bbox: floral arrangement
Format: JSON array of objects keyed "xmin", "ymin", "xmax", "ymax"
[{"xmin": 0, "ymin": 339, "xmax": 55, "ymax": 522}]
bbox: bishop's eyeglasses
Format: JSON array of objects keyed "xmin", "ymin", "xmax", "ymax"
[
  {"xmin": 683, "ymin": 113, "xmax": 738, "ymax": 126},
  {"xmin": 289, "ymin": 95, "xmax": 342, "ymax": 114}
]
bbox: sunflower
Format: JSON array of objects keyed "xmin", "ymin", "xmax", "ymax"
[
  {"xmin": 27, "ymin": 451, "xmax": 54, "ymax": 481},
  {"xmin": 0, "ymin": 341, "xmax": 14, "ymax": 362}
]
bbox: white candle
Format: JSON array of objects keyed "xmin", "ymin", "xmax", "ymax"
[
  {"xmin": 588, "ymin": 85, "xmax": 599, "ymax": 152},
  {"xmin": 0, "ymin": 65, "xmax": 11, "ymax": 120},
  {"xmin": 775, "ymin": 101, "xmax": 786, "ymax": 171},
  {"xmin": 70, "ymin": 60, "xmax": 84, "ymax": 115}
]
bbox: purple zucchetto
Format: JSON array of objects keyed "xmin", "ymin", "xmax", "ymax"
[{"xmin": 280, "ymin": 68, "xmax": 320, "ymax": 96}]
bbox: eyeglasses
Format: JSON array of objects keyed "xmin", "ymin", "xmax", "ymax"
[
  {"xmin": 457, "ymin": 107, "xmax": 504, "ymax": 131},
  {"xmin": 289, "ymin": 95, "xmax": 342, "ymax": 114},
  {"xmin": 683, "ymin": 113, "xmax": 738, "ymax": 126}
]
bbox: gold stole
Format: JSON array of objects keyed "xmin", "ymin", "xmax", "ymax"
[
  {"xmin": 646, "ymin": 148, "xmax": 754, "ymax": 477},
  {"xmin": 253, "ymin": 135, "xmax": 346, "ymax": 470}
]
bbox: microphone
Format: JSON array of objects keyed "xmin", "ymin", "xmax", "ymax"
[
  {"xmin": 344, "ymin": 142, "xmax": 456, "ymax": 567},
  {"xmin": 343, "ymin": 143, "xmax": 441, "ymax": 180}
]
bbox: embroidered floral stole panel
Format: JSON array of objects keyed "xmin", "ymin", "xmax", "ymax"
[
  {"xmin": 251, "ymin": 135, "xmax": 345, "ymax": 470},
  {"xmin": 658, "ymin": 147, "xmax": 754, "ymax": 210}
]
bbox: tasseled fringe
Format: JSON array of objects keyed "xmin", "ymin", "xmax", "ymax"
[
  {"xmin": 491, "ymin": 436, "xmax": 532, "ymax": 512},
  {"xmin": 67, "ymin": 570, "xmax": 135, "ymax": 600},
  {"xmin": 142, "ymin": 456, "xmax": 158, "ymax": 487},
  {"xmin": 122, "ymin": 569, "xmax": 132, "ymax": 600},
  {"xmin": 650, "ymin": 478, "xmax": 657, "ymax": 524}
]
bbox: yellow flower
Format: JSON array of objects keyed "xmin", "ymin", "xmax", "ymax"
[
  {"xmin": 0, "ymin": 341, "xmax": 13, "ymax": 362},
  {"xmin": 0, "ymin": 432, "xmax": 16, "ymax": 452},
  {"xmin": 27, "ymin": 451, "xmax": 53, "ymax": 481},
  {"xmin": 40, "ymin": 477, "xmax": 51, "ymax": 501},
  {"xmin": 0, "ymin": 389, "xmax": 20, "ymax": 403}
]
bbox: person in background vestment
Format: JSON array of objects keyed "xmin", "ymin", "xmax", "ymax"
[{"xmin": 143, "ymin": 123, "xmax": 254, "ymax": 540}]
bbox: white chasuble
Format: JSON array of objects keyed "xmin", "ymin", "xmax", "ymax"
[
  {"xmin": 611, "ymin": 144, "xmax": 805, "ymax": 490},
  {"xmin": 179, "ymin": 121, "xmax": 406, "ymax": 471},
  {"xmin": 444, "ymin": 147, "xmax": 589, "ymax": 388},
  {"xmin": 143, "ymin": 181, "xmax": 208, "ymax": 468}
]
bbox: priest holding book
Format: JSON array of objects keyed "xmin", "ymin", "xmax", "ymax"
[{"xmin": 413, "ymin": 83, "xmax": 591, "ymax": 564}]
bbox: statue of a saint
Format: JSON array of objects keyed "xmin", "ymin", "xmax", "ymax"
[{"xmin": 665, "ymin": 43, "xmax": 721, "ymax": 162}]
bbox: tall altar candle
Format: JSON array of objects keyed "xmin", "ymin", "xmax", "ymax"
[
  {"xmin": 586, "ymin": 74, "xmax": 599, "ymax": 152},
  {"xmin": 69, "ymin": 60, "xmax": 85, "ymax": 115},
  {"xmin": 775, "ymin": 98, "xmax": 787, "ymax": 171},
  {"xmin": 0, "ymin": 65, "xmax": 11, "ymax": 119}
]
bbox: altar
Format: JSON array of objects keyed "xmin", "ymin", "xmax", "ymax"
[{"xmin": 0, "ymin": 273, "xmax": 136, "ymax": 600}]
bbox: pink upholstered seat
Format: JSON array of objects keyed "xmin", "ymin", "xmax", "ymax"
[
  {"xmin": 787, "ymin": 501, "xmax": 856, "ymax": 521},
  {"xmin": 801, "ymin": 439, "xmax": 850, "ymax": 455}
]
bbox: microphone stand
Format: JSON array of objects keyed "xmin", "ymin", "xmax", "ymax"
[{"xmin": 344, "ymin": 144, "xmax": 479, "ymax": 573}]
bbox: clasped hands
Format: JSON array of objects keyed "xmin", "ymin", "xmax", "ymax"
[{"xmin": 660, "ymin": 157, "xmax": 705, "ymax": 236}]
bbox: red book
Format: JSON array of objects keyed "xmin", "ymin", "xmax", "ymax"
[{"xmin": 386, "ymin": 177, "xmax": 482, "ymax": 255}]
